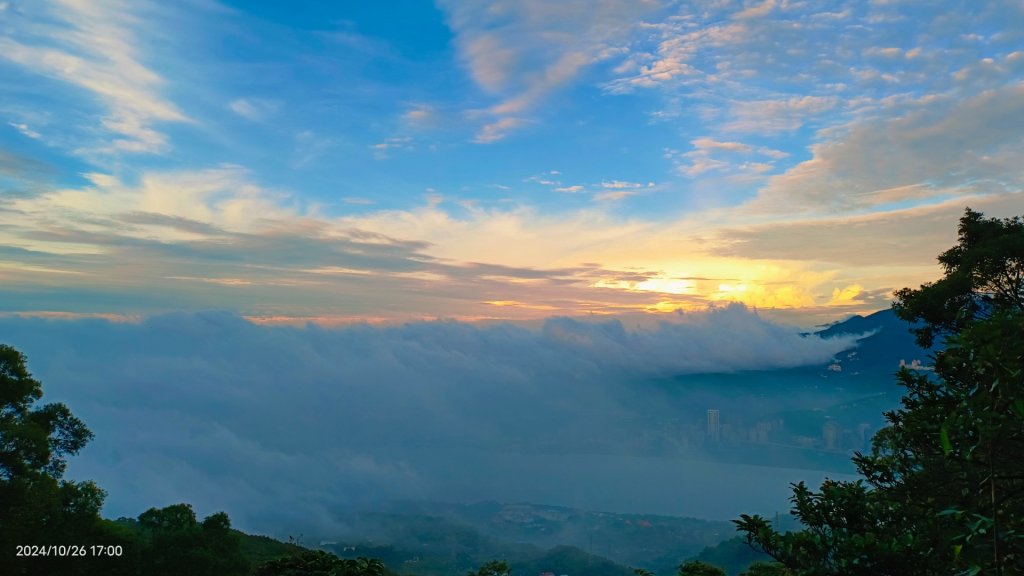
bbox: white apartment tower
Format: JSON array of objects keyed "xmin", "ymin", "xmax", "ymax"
[{"xmin": 707, "ymin": 409, "xmax": 721, "ymax": 443}]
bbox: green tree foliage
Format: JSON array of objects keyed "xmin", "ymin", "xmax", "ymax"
[
  {"xmin": 0, "ymin": 345, "xmax": 255, "ymax": 576},
  {"xmin": 914, "ymin": 311, "xmax": 1024, "ymax": 572},
  {"xmin": 0, "ymin": 344, "xmax": 128, "ymax": 575},
  {"xmin": 255, "ymin": 550, "xmax": 386, "ymax": 576},
  {"xmin": 689, "ymin": 535, "xmax": 772, "ymax": 575},
  {"xmin": 0, "ymin": 344, "xmax": 91, "ymax": 481},
  {"xmin": 255, "ymin": 550, "xmax": 341, "ymax": 576},
  {"xmin": 468, "ymin": 559, "xmax": 512, "ymax": 576},
  {"xmin": 237, "ymin": 531, "xmax": 309, "ymax": 565},
  {"xmin": 736, "ymin": 208, "xmax": 1024, "ymax": 575},
  {"xmin": 738, "ymin": 561, "xmax": 790, "ymax": 576},
  {"xmin": 893, "ymin": 208, "xmax": 1024, "ymax": 347},
  {"xmin": 677, "ymin": 559, "xmax": 726, "ymax": 576},
  {"xmin": 137, "ymin": 503, "xmax": 249, "ymax": 576}
]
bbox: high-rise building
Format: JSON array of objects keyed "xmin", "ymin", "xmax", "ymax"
[
  {"xmin": 857, "ymin": 422, "xmax": 872, "ymax": 448},
  {"xmin": 707, "ymin": 409, "xmax": 720, "ymax": 444},
  {"xmin": 823, "ymin": 420, "xmax": 841, "ymax": 450}
]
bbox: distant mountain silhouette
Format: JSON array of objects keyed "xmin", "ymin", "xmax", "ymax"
[
  {"xmin": 318, "ymin": 501, "xmax": 730, "ymax": 576},
  {"xmin": 814, "ymin": 308, "xmax": 936, "ymax": 375}
]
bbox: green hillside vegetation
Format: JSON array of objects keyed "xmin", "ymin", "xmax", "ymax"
[
  {"xmin": 513, "ymin": 544, "xmax": 636, "ymax": 576},
  {"xmin": 236, "ymin": 531, "xmax": 309, "ymax": 566},
  {"xmin": 687, "ymin": 537, "xmax": 772, "ymax": 575},
  {"xmin": 334, "ymin": 502, "xmax": 732, "ymax": 573},
  {"xmin": 323, "ymin": 514, "xmax": 645, "ymax": 576}
]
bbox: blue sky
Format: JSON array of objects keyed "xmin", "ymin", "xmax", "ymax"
[{"xmin": 2, "ymin": 0, "xmax": 1023, "ymax": 324}]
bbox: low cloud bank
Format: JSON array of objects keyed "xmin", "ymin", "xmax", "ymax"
[{"xmin": 1, "ymin": 304, "xmax": 860, "ymax": 533}]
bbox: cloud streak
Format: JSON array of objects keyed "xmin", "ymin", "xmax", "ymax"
[
  {"xmin": 1, "ymin": 160, "xmax": 993, "ymax": 323},
  {"xmin": 438, "ymin": 0, "xmax": 662, "ymax": 141},
  {"xmin": 0, "ymin": 0, "xmax": 187, "ymax": 154},
  {"xmin": 1, "ymin": 0, "xmax": 1022, "ymax": 328},
  {"xmin": 746, "ymin": 83, "xmax": 1024, "ymax": 214}
]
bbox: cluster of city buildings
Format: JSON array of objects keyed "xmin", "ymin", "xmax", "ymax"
[
  {"xmin": 701, "ymin": 408, "xmax": 873, "ymax": 453},
  {"xmin": 899, "ymin": 358, "xmax": 934, "ymax": 371}
]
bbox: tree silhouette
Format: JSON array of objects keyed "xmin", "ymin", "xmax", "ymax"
[
  {"xmin": 677, "ymin": 560, "xmax": 726, "ymax": 576},
  {"xmin": 0, "ymin": 344, "xmax": 108, "ymax": 575},
  {"xmin": 737, "ymin": 208, "xmax": 1024, "ymax": 575}
]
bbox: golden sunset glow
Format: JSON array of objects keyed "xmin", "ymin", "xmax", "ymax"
[{"xmin": 633, "ymin": 278, "xmax": 698, "ymax": 295}]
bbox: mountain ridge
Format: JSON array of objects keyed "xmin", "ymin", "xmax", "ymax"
[{"xmin": 813, "ymin": 308, "xmax": 935, "ymax": 376}]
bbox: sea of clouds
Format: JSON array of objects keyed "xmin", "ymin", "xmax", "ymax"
[{"xmin": 1, "ymin": 304, "xmax": 861, "ymax": 534}]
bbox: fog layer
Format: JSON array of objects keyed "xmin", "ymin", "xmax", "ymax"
[{"xmin": 1, "ymin": 304, "xmax": 861, "ymax": 533}]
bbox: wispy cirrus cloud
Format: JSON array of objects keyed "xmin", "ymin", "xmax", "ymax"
[
  {"xmin": 709, "ymin": 192, "xmax": 1024, "ymax": 318},
  {"xmin": 723, "ymin": 95, "xmax": 838, "ymax": 134},
  {"xmin": 0, "ymin": 0, "xmax": 188, "ymax": 155},
  {"xmin": 604, "ymin": 1, "xmax": 1024, "ymax": 144},
  {"xmin": 438, "ymin": 0, "xmax": 663, "ymax": 142},
  {"xmin": 0, "ymin": 162, "xmax": 892, "ymax": 321},
  {"xmin": 735, "ymin": 0, "xmax": 778, "ymax": 20},
  {"xmin": 746, "ymin": 82, "xmax": 1024, "ymax": 214},
  {"xmin": 0, "ymin": 148, "xmax": 52, "ymax": 180},
  {"xmin": 676, "ymin": 138, "xmax": 788, "ymax": 178},
  {"xmin": 229, "ymin": 98, "xmax": 278, "ymax": 122},
  {"xmin": 526, "ymin": 173, "xmax": 655, "ymax": 202},
  {"xmin": 472, "ymin": 116, "xmax": 529, "ymax": 144},
  {"xmin": 370, "ymin": 136, "xmax": 414, "ymax": 159},
  {"xmin": 8, "ymin": 122, "xmax": 41, "ymax": 139},
  {"xmin": 403, "ymin": 103, "xmax": 438, "ymax": 128}
]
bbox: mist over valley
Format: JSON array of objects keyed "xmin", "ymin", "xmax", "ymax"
[{"xmin": 1, "ymin": 305, "xmax": 925, "ymax": 549}]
